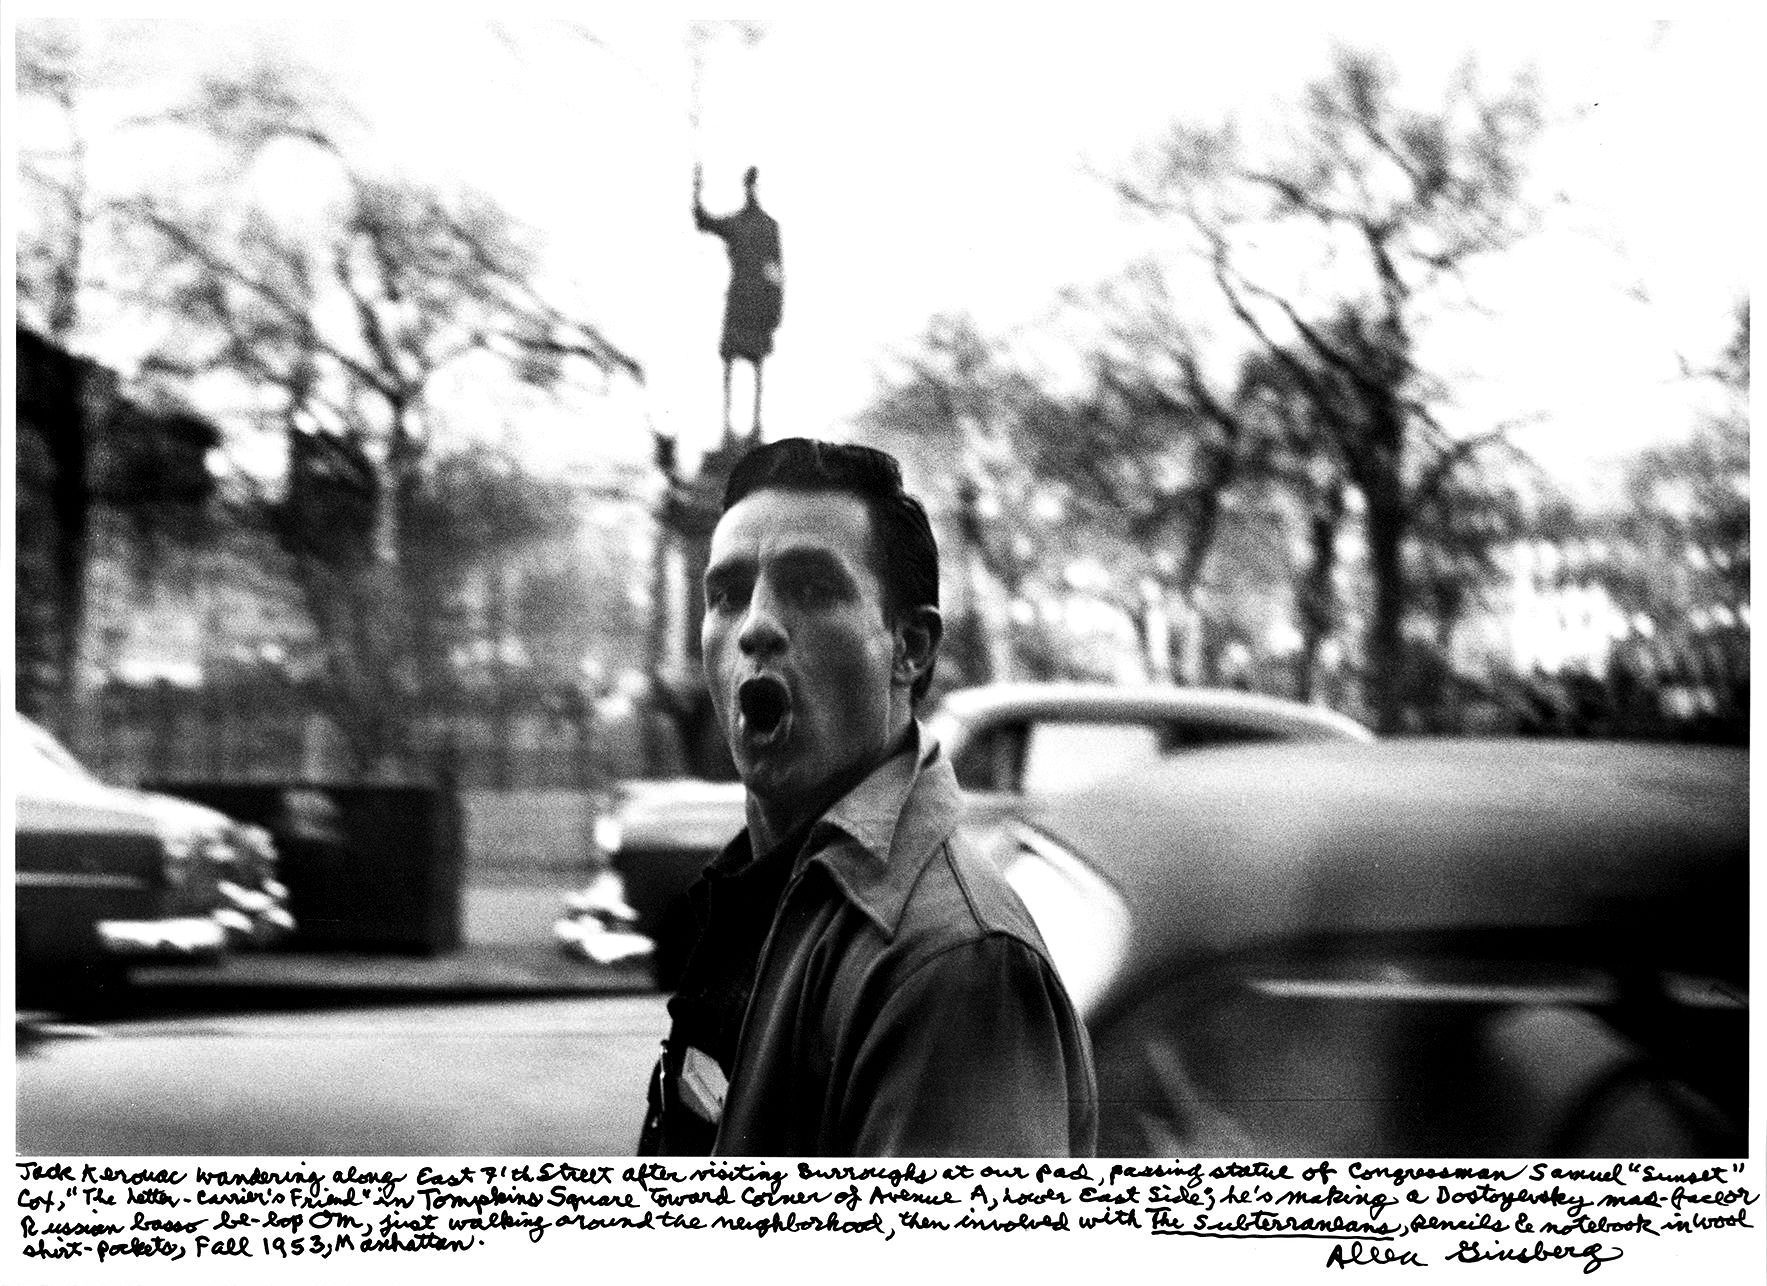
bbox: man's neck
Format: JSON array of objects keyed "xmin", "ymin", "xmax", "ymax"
[{"xmin": 745, "ymin": 725, "xmax": 914, "ymax": 856}]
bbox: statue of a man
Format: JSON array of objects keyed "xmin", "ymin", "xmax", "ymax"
[{"xmin": 694, "ymin": 165, "xmax": 783, "ymax": 441}]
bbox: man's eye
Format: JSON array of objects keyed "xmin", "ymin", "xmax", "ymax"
[
  {"xmin": 706, "ymin": 583, "xmax": 744, "ymax": 611},
  {"xmin": 788, "ymin": 576, "xmax": 837, "ymax": 605}
]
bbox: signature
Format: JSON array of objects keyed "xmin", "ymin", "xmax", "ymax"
[
  {"xmin": 1445, "ymin": 1239, "xmax": 1624, "ymax": 1272},
  {"xmin": 1327, "ymin": 1240, "xmax": 1423, "ymax": 1269}
]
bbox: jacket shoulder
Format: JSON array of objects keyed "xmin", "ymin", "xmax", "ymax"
[{"xmin": 894, "ymin": 832, "xmax": 1050, "ymax": 962}]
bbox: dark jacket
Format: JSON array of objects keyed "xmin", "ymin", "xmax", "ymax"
[{"xmin": 649, "ymin": 727, "xmax": 1098, "ymax": 1157}]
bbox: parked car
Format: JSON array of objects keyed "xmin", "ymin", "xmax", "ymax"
[
  {"xmin": 558, "ymin": 683, "xmax": 1372, "ymax": 985},
  {"xmin": 131, "ymin": 790, "xmax": 297, "ymax": 950},
  {"xmin": 13, "ymin": 713, "xmax": 295, "ymax": 1007},
  {"xmin": 991, "ymin": 738, "xmax": 1747, "ymax": 1156}
]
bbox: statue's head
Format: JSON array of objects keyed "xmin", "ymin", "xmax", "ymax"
[{"xmin": 743, "ymin": 166, "xmax": 759, "ymax": 197}]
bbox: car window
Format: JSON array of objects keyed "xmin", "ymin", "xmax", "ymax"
[
  {"xmin": 951, "ymin": 715, "xmax": 1290, "ymax": 795},
  {"xmin": 951, "ymin": 722, "xmax": 1027, "ymax": 792},
  {"xmin": 1159, "ymin": 719, "xmax": 1285, "ymax": 752},
  {"xmin": 1022, "ymin": 721, "xmax": 1165, "ymax": 794}
]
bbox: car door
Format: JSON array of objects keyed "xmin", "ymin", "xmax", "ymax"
[{"xmin": 1087, "ymin": 942, "xmax": 1747, "ymax": 1158}]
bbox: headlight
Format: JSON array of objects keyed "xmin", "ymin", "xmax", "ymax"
[
  {"xmin": 228, "ymin": 822, "xmax": 279, "ymax": 882},
  {"xmin": 236, "ymin": 823, "xmax": 279, "ymax": 865},
  {"xmin": 155, "ymin": 820, "xmax": 231, "ymax": 893},
  {"xmin": 156, "ymin": 824, "xmax": 203, "ymax": 889},
  {"xmin": 593, "ymin": 815, "xmax": 624, "ymax": 855}
]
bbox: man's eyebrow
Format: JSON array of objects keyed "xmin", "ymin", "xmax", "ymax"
[
  {"xmin": 769, "ymin": 547, "xmax": 853, "ymax": 577},
  {"xmin": 705, "ymin": 545, "xmax": 860, "ymax": 592},
  {"xmin": 703, "ymin": 557, "xmax": 752, "ymax": 589}
]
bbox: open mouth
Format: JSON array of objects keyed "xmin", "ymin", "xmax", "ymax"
[{"xmin": 737, "ymin": 676, "xmax": 793, "ymax": 749}]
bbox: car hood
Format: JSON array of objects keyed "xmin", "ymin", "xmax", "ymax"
[
  {"xmin": 125, "ymin": 790, "xmax": 237, "ymax": 834},
  {"xmin": 14, "ymin": 756, "xmax": 163, "ymax": 837},
  {"xmin": 15, "ymin": 786, "xmax": 162, "ymax": 839},
  {"xmin": 1033, "ymin": 739, "xmax": 1748, "ymax": 1013}
]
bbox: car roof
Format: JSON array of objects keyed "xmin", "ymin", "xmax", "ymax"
[
  {"xmin": 934, "ymin": 683, "xmax": 1374, "ymax": 742},
  {"xmin": 1032, "ymin": 738, "xmax": 1747, "ymax": 1010}
]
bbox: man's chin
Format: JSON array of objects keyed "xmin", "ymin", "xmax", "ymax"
[
  {"xmin": 735, "ymin": 746, "xmax": 844, "ymax": 821},
  {"xmin": 734, "ymin": 749, "xmax": 797, "ymax": 800}
]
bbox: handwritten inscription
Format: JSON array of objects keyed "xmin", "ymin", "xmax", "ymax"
[{"xmin": 13, "ymin": 1158, "xmax": 1756, "ymax": 1271}]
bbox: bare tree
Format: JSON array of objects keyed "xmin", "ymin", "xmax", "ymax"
[
  {"xmin": 16, "ymin": 24, "xmax": 231, "ymax": 737},
  {"xmin": 15, "ymin": 22, "xmax": 90, "ymax": 341},
  {"xmin": 27, "ymin": 54, "xmax": 642, "ymax": 774},
  {"xmin": 1564, "ymin": 300, "xmax": 1747, "ymax": 666},
  {"xmin": 1231, "ymin": 346, "xmax": 1352, "ymax": 701},
  {"xmin": 857, "ymin": 315, "xmax": 1072, "ymax": 682},
  {"xmin": 1026, "ymin": 340, "xmax": 1262, "ymax": 683},
  {"xmin": 1109, "ymin": 47, "xmax": 1543, "ymax": 729}
]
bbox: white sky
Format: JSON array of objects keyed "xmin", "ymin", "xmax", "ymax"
[{"xmin": 8, "ymin": 10, "xmax": 1757, "ymax": 493}]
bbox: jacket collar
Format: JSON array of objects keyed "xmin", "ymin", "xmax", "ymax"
[{"xmin": 799, "ymin": 720, "xmax": 964, "ymax": 940}]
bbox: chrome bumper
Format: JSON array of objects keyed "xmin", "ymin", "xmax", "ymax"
[
  {"xmin": 96, "ymin": 916, "xmax": 229, "ymax": 957},
  {"xmin": 216, "ymin": 881, "xmax": 297, "ymax": 944}
]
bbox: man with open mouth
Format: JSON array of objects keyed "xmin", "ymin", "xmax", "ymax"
[{"xmin": 638, "ymin": 437, "xmax": 1096, "ymax": 1156}]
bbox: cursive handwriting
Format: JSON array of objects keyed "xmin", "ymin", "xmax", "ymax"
[
  {"xmin": 11, "ymin": 1157, "xmax": 1752, "ymax": 1272},
  {"xmin": 1326, "ymin": 1239, "xmax": 1424, "ymax": 1269},
  {"xmin": 1445, "ymin": 1239, "xmax": 1625, "ymax": 1272}
]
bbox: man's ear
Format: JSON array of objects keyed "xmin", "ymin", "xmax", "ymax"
[{"xmin": 893, "ymin": 606, "xmax": 942, "ymax": 689}]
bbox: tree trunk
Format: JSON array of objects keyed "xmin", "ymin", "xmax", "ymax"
[
  {"xmin": 489, "ymin": 562, "xmax": 512, "ymax": 790},
  {"xmin": 1363, "ymin": 499, "xmax": 1407, "ymax": 733},
  {"xmin": 1295, "ymin": 634, "xmax": 1322, "ymax": 703},
  {"xmin": 1435, "ymin": 604, "xmax": 1465, "ymax": 733},
  {"xmin": 1354, "ymin": 391, "xmax": 1409, "ymax": 733},
  {"xmin": 1139, "ymin": 579, "xmax": 1173, "ymax": 683},
  {"xmin": 1168, "ymin": 591, "xmax": 1204, "ymax": 686},
  {"xmin": 982, "ymin": 582, "xmax": 1017, "ymax": 683},
  {"xmin": 1294, "ymin": 487, "xmax": 1344, "ymax": 704}
]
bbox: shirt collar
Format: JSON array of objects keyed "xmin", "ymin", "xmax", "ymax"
[{"xmin": 799, "ymin": 720, "xmax": 965, "ymax": 939}]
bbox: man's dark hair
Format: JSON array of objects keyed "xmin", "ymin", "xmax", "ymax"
[{"xmin": 722, "ymin": 437, "xmax": 940, "ymax": 701}]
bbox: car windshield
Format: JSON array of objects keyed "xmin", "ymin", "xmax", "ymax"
[
  {"xmin": 1020, "ymin": 721, "xmax": 1165, "ymax": 793},
  {"xmin": 951, "ymin": 717, "xmax": 1280, "ymax": 794}
]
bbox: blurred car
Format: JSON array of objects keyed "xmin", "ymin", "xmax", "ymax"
[
  {"xmin": 553, "ymin": 869, "xmax": 656, "ymax": 968},
  {"xmin": 132, "ymin": 790, "xmax": 297, "ymax": 950},
  {"xmin": 13, "ymin": 713, "xmax": 295, "ymax": 1007},
  {"xmin": 989, "ymin": 738, "xmax": 1747, "ymax": 1157},
  {"xmin": 558, "ymin": 683, "xmax": 1372, "ymax": 985},
  {"xmin": 931, "ymin": 682, "xmax": 1372, "ymax": 799}
]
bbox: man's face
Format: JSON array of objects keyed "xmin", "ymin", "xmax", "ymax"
[{"xmin": 702, "ymin": 488, "xmax": 906, "ymax": 810}]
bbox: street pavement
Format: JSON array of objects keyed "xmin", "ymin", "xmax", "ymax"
[
  {"xmin": 17, "ymin": 993, "xmax": 671, "ymax": 1154},
  {"xmin": 126, "ymin": 870, "xmax": 652, "ymax": 1006},
  {"xmin": 16, "ymin": 872, "xmax": 673, "ymax": 1155}
]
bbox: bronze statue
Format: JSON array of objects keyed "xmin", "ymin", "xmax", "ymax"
[{"xmin": 694, "ymin": 165, "xmax": 782, "ymax": 441}]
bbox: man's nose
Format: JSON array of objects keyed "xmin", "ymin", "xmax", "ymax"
[{"xmin": 737, "ymin": 580, "xmax": 788, "ymax": 658}]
